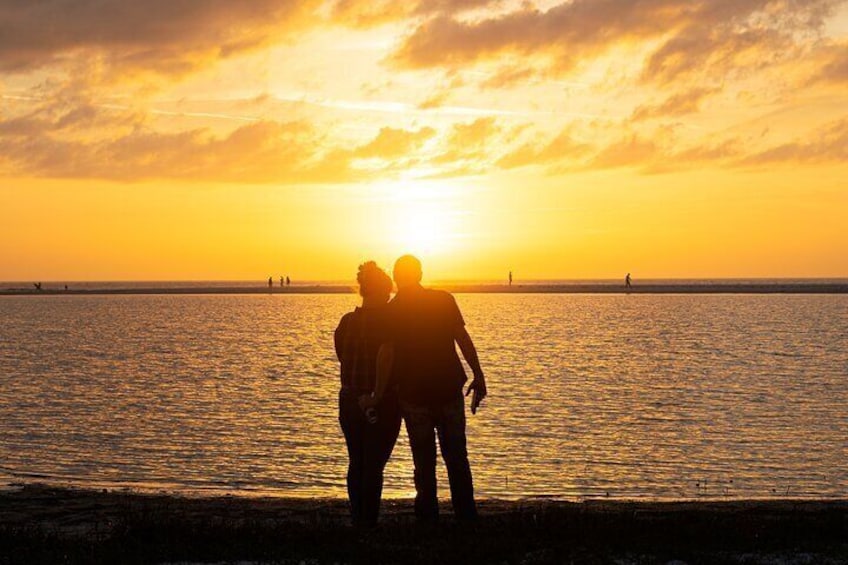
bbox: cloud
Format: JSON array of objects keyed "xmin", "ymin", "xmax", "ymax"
[
  {"xmin": 493, "ymin": 112, "xmax": 848, "ymax": 175},
  {"xmin": 391, "ymin": 0, "xmax": 842, "ymax": 85},
  {"xmin": 631, "ymin": 86, "xmax": 721, "ymax": 121},
  {"xmin": 354, "ymin": 126, "xmax": 436, "ymax": 158},
  {"xmin": 418, "ymin": 91, "xmax": 451, "ymax": 109},
  {"xmin": 737, "ymin": 118, "xmax": 848, "ymax": 165},
  {"xmin": 586, "ymin": 134, "xmax": 660, "ymax": 170},
  {"xmin": 0, "ymin": 87, "xmax": 457, "ymax": 183},
  {"xmin": 4, "ymin": 85, "xmax": 847, "ymax": 182},
  {"xmin": 478, "ymin": 65, "xmax": 537, "ymax": 89},
  {"xmin": 807, "ymin": 42, "xmax": 848, "ymax": 84},
  {"xmin": 0, "ymin": 1, "xmax": 320, "ymax": 75},
  {"xmin": 0, "ymin": 117, "xmax": 358, "ymax": 183},
  {"xmin": 430, "ymin": 117, "xmax": 500, "ymax": 164},
  {"xmin": 641, "ymin": 27, "xmax": 790, "ymax": 85},
  {"xmin": 329, "ymin": 0, "xmax": 499, "ymax": 28},
  {"xmin": 498, "ymin": 129, "xmax": 592, "ymax": 169}
]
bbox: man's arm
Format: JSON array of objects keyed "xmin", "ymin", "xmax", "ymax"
[
  {"xmin": 455, "ymin": 326, "xmax": 487, "ymax": 414},
  {"xmin": 359, "ymin": 343, "xmax": 394, "ymax": 410}
]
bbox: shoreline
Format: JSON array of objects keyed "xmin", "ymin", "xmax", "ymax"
[
  {"xmin": 1, "ymin": 485, "xmax": 846, "ymax": 563},
  {"xmin": 3, "ymin": 282, "xmax": 848, "ymax": 295}
]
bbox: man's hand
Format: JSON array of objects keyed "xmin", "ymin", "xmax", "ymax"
[
  {"xmin": 455, "ymin": 326, "xmax": 487, "ymax": 415},
  {"xmin": 465, "ymin": 375, "xmax": 487, "ymax": 415}
]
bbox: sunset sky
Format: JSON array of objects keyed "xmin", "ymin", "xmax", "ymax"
[{"xmin": 1, "ymin": 0, "xmax": 847, "ymax": 281}]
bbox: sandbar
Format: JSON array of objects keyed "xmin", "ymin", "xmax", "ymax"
[{"xmin": 2, "ymin": 282, "xmax": 847, "ymax": 295}]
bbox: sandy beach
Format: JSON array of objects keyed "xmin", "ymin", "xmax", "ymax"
[
  {"xmin": 2, "ymin": 282, "xmax": 847, "ymax": 295},
  {"xmin": 1, "ymin": 485, "xmax": 846, "ymax": 564}
]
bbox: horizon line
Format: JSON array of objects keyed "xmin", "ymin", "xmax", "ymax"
[{"xmin": 3, "ymin": 276, "xmax": 848, "ymax": 284}]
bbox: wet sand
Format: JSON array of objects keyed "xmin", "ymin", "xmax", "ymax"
[
  {"xmin": 2, "ymin": 282, "xmax": 847, "ymax": 295},
  {"xmin": 1, "ymin": 485, "xmax": 845, "ymax": 564}
]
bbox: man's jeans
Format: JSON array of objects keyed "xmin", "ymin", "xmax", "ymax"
[{"xmin": 402, "ymin": 392, "xmax": 477, "ymax": 521}]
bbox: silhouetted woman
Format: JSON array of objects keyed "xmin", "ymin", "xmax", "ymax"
[{"xmin": 334, "ymin": 261, "xmax": 401, "ymax": 527}]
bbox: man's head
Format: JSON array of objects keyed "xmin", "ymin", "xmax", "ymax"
[
  {"xmin": 357, "ymin": 261, "xmax": 392, "ymax": 303},
  {"xmin": 393, "ymin": 254, "xmax": 422, "ymax": 290}
]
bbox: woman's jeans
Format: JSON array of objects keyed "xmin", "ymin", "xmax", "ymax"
[{"xmin": 338, "ymin": 388, "xmax": 401, "ymax": 527}]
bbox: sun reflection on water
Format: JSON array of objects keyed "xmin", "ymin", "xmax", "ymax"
[{"xmin": 0, "ymin": 293, "xmax": 846, "ymax": 500}]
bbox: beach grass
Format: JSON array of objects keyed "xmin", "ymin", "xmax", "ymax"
[{"xmin": 1, "ymin": 485, "xmax": 846, "ymax": 564}]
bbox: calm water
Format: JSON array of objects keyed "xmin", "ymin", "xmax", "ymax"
[{"xmin": 1, "ymin": 294, "xmax": 846, "ymax": 500}]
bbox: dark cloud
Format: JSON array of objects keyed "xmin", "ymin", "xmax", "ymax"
[
  {"xmin": 329, "ymin": 0, "xmax": 500, "ymax": 28},
  {"xmin": 808, "ymin": 42, "xmax": 848, "ymax": 84},
  {"xmin": 0, "ymin": 0, "xmax": 319, "ymax": 74},
  {"xmin": 641, "ymin": 27, "xmax": 789, "ymax": 85},
  {"xmin": 0, "ymin": 0, "xmax": 515, "ymax": 77},
  {"xmin": 392, "ymin": 0, "xmax": 842, "ymax": 84}
]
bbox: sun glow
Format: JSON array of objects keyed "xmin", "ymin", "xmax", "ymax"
[
  {"xmin": 377, "ymin": 181, "xmax": 466, "ymax": 260},
  {"xmin": 394, "ymin": 201, "xmax": 455, "ymax": 256}
]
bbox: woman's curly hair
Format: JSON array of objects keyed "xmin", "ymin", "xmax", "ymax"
[{"xmin": 357, "ymin": 261, "xmax": 393, "ymax": 299}]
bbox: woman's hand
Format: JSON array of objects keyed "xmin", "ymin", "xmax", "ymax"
[{"xmin": 358, "ymin": 393, "xmax": 379, "ymax": 411}]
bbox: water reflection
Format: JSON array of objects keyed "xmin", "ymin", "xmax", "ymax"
[{"xmin": 0, "ymin": 293, "xmax": 846, "ymax": 499}]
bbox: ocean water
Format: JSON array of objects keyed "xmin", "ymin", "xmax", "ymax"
[{"xmin": 0, "ymin": 293, "xmax": 846, "ymax": 500}]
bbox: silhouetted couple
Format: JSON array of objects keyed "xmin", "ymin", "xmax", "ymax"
[{"xmin": 334, "ymin": 255, "xmax": 488, "ymax": 528}]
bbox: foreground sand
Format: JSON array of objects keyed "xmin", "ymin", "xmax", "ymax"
[
  {"xmin": 1, "ymin": 485, "xmax": 846, "ymax": 564},
  {"xmin": 2, "ymin": 282, "xmax": 848, "ymax": 295}
]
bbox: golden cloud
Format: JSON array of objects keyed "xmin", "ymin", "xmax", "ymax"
[
  {"xmin": 737, "ymin": 119, "xmax": 848, "ymax": 165},
  {"xmin": 354, "ymin": 126, "xmax": 436, "ymax": 159},
  {"xmin": 630, "ymin": 87, "xmax": 721, "ymax": 121},
  {"xmin": 0, "ymin": 89, "xmax": 460, "ymax": 183}
]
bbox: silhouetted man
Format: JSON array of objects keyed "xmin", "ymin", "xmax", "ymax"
[
  {"xmin": 362, "ymin": 255, "xmax": 487, "ymax": 522},
  {"xmin": 625, "ymin": 273, "xmax": 632, "ymax": 289}
]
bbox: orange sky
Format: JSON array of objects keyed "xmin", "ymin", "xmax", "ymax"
[{"xmin": 1, "ymin": 0, "xmax": 847, "ymax": 281}]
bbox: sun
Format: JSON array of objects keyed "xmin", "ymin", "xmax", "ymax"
[
  {"xmin": 393, "ymin": 199, "xmax": 455, "ymax": 256},
  {"xmin": 370, "ymin": 180, "xmax": 465, "ymax": 259}
]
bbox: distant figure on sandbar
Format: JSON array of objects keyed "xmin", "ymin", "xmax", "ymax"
[
  {"xmin": 509, "ymin": 271, "xmax": 513, "ymax": 286},
  {"xmin": 33, "ymin": 282, "xmax": 42, "ymax": 291},
  {"xmin": 268, "ymin": 276, "xmax": 273, "ymax": 289},
  {"xmin": 286, "ymin": 276, "xmax": 291, "ymax": 286},
  {"xmin": 335, "ymin": 262, "xmax": 401, "ymax": 528},
  {"xmin": 625, "ymin": 273, "xmax": 632, "ymax": 289},
  {"xmin": 280, "ymin": 276, "xmax": 284, "ymax": 288},
  {"xmin": 361, "ymin": 254, "xmax": 488, "ymax": 522},
  {"xmin": 64, "ymin": 285, "xmax": 68, "ymax": 291}
]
